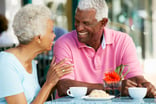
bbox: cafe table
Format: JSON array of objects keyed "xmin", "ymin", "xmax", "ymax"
[{"xmin": 45, "ymin": 96, "xmax": 156, "ymax": 104}]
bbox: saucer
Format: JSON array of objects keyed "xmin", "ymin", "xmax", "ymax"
[{"xmin": 82, "ymin": 95, "xmax": 115, "ymax": 100}]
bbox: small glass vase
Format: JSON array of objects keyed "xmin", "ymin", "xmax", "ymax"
[{"xmin": 103, "ymin": 80, "xmax": 122, "ymax": 97}]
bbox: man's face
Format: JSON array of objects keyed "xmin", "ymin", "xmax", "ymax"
[{"xmin": 75, "ymin": 8, "xmax": 103, "ymax": 46}]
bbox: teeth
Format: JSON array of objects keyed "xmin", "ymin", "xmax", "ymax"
[{"xmin": 78, "ymin": 32, "xmax": 88, "ymax": 35}]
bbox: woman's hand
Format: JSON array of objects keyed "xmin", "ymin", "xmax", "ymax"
[{"xmin": 45, "ymin": 56, "xmax": 73, "ymax": 86}]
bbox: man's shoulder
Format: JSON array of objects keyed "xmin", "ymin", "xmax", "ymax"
[
  {"xmin": 105, "ymin": 28, "xmax": 128, "ymax": 37},
  {"xmin": 54, "ymin": 30, "xmax": 77, "ymax": 45},
  {"xmin": 57, "ymin": 30, "xmax": 76, "ymax": 39},
  {"xmin": 106, "ymin": 28, "xmax": 131, "ymax": 41}
]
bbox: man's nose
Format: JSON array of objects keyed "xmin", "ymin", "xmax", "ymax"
[{"xmin": 75, "ymin": 23, "xmax": 85, "ymax": 31}]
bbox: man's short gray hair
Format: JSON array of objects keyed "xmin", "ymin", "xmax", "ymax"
[
  {"xmin": 78, "ymin": 0, "xmax": 108, "ymax": 21},
  {"xmin": 13, "ymin": 4, "xmax": 51, "ymax": 44}
]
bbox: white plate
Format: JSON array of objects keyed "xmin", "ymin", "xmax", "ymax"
[{"xmin": 82, "ymin": 95, "xmax": 115, "ymax": 100}]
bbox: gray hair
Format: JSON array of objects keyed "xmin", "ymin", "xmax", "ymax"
[
  {"xmin": 77, "ymin": 0, "xmax": 108, "ymax": 21},
  {"xmin": 13, "ymin": 4, "xmax": 51, "ymax": 44}
]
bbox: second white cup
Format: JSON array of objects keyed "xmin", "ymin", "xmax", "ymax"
[{"xmin": 67, "ymin": 87, "xmax": 87, "ymax": 98}]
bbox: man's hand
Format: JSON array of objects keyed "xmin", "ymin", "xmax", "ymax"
[
  {"xmin": 121, "ymin": 76, "xmax": 156, "ymax": 98},
  {"xmin": 121, "ymin": 79, "xmax": 137, "ymax": 96},
  {"xmin": 140, "ymin": 82, "xmax": 156, "ymax": 98}
]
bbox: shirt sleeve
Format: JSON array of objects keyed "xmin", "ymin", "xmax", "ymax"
[
  {"xmin": 53, "ymin": 37, "xmax": 75, "ymax": 80},
  {"xmin": 0, "ymin": 59, "xmax": 23, "ymax": 98},
  {"xmin": 120, "ymin": 35, "xmax": 143, "ymax": 79}
]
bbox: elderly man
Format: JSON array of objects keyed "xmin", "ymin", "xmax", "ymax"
[{"xmin": 53, "ymin": 0, "xmax": 156, "ymax": 98}]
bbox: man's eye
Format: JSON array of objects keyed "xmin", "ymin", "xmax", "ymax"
[{"xmin": 83, "ymin": 22, "xmax": 89, "ymax": 25}]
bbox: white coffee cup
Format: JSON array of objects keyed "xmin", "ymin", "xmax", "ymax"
[
  {"xmin": 67, "ymin": 87, "xmax": 87, "ymax": 98},
  {"xmin": 128, "ymin": 87, "xmax": 147, "ymax": 99}
]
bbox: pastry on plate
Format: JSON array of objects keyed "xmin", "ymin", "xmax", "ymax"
[{"xmin": 88, "ymin": 89, "xmax": 110, "ymax": 98}]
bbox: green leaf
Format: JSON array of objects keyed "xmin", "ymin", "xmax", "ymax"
[
  {"xmin": 119, "ymin": 65, "xmax": 124, "ymax": 76},
  {"xmin": 123, "ymin": 67, "xmax": 130, "ymax": 78},
  {"xmin": 115, "ymin": 65, "xmax": 122, "ymax": 75},
  {"xmin": 120, "ymin": 65, "xmax": 128, "ymax": 76},
  {"xmin": 115, "ymin": 64, "xmax": 129, "ymax": 80}
]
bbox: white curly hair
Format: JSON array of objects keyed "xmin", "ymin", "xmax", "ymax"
[
  {"xmin": 13, "ymin": 4, "xmax": 51, "ymax": 44},
  {"xmin": 77, "ymin": 0, "xmax": 108, "ymax": 21}
]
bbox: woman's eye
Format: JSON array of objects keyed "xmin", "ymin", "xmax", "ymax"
[{"xmin": 52, "ymin": 28, "xmax": 55, "ymax": 33}]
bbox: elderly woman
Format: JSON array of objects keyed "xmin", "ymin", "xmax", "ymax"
[{"xmin": 0, "ymin": 4, "xmax": 73, "ymax": 104}]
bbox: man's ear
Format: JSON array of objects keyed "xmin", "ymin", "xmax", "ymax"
[{"xmin": 100, "ymin": 18, "xmax": 108, "ymax": 26}]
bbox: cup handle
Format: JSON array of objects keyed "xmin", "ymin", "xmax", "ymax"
[{"xmin": 67, "ymin": 89, "xmax": 72, "ymax": 96}]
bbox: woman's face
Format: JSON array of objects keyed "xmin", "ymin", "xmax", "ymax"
[{"xmin": 41, "ymin": 19, "xmax": 56, "ymax": 51}]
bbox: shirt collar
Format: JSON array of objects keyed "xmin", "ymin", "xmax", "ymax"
[
  {"xmin": 103, "ymin": 28, "xmax": 113, "ymax": 44},
  {"xmin": 101, "ymin": 33, "xmax": 105, "ymax": 49}
]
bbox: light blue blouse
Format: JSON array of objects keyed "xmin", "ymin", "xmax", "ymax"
[{"xmin": 0, "ymin": 52, "xmax": 40, "ymax": 104}]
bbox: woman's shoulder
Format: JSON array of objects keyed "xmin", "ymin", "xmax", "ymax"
[
  {"xmin": 0, "ymin": 52, "xmax": 17, "ymax": 73},
  {"xmin": 0, "ymin": 51, "xmax": 14, "ymax": 60},
  {"xmin": 0, "ymin": 51, "xmax": 20, "ymax": 68}
]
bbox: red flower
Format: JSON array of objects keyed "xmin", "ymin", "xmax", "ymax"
[
  {"xmin": 104, "ymin": 71, "xmax": 121, "ymax": 83},
  {"xmin": 103, "ymin": 64, "xmax": 129, "ymax": 84}
]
